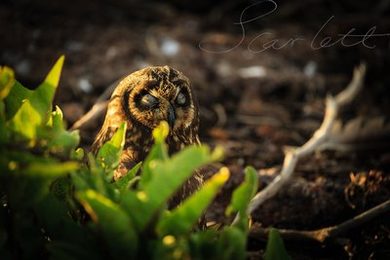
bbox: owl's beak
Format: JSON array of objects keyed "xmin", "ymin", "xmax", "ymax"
[{"xmin": 168, "ymin": 105, "xmax": 176, "ymax": 128}]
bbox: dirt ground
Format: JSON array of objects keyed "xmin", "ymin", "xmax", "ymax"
[{"xmin": 1, "ymin": 0, "xmax": 390, "ymax": 258}]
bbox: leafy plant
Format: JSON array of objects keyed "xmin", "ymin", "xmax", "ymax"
[
  {"xmin": 265, "ymin": 229, "xmax": 291, "ymax": 260},
  {"xmin": 0, "ymin": 57, "xmax": 290, "ymax": 259}
]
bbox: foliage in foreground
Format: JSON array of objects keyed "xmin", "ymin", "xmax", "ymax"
[{"xmin": 0, "ymin": 57, "xmax": 289, "ymax": 259}]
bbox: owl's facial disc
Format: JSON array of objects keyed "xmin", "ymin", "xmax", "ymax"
[
  {"xmin": 140, "ymin": 93, "xmax": 159, "ymax": 109},
  {"xmin": 131, "ymin": 89, "xmax": 176, "ymax": 129},
  {"xmin": 125, "ymin": 66, "xmax": 196, "ymax": 132}
]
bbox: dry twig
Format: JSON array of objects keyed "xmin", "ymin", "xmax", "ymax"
[
  {"xmin": 249, "ymin": 199, "xmax": 390, "ymax": 243},
  {"xmin": 70, "ymin": 80, "xmax": 119, "ymax": 130},
  {"xmin": 232, "ymin": 64, "xmax": 367, "ymax": 225}
]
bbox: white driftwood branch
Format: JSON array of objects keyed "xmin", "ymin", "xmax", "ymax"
[
  {"xmin": 247, "ymin": 97, "xmax": 337, "ymax": 215},
  {"xmin": 233, "ymin": 64, "xmax": 366, "ymax": 224}
]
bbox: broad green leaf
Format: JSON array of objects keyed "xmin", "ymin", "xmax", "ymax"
[
  {"xmin": 139, "ymin": 121, "xmax": 169, "ymax": 187},
  {"xmin": 152, "ymin": 120, "xmax": 169, "ymax": 143},
  {"xmin": 25, "ymin": 161, "xmax": 79, "ymax": 177},
  {"xmin": 121, "ymin": 145, "xmax": 221, "ymax": 230},
  {"xmin": 158, "ymin": 167, "xmax": 230, "ymax": 236},
  {"xmin": 226, "ymin": 166, "xmax": 258, "ymax": 230},
  {"xmin": 5, "ymin": 56, "xmax": 64, "ymax": 120},
  {"xmin": 42, "ymin": 55, "xmax": 65, "ymax": 89},
  {"xmin": 72, "ymin": 156, "xmax": 119, "ymax": 202},
  {"xmin": 217, "ymin": 227, "xmax": 247, "ymax": 260},
  {"xmin": 115, "ymin": 161, "xmax": 142, "ymax": 192},
  {"xmin": 189, "ymin": 230, "xmax": 221, "ymax": 259},
  {"xmin": 264, "ymin": 228, "xmax": 291, "ymax": 260},
  {"xmin": 97, "ymin": 122, "xmax": 126, "ymax": 170},
  {"xmin": 44, "ymin": 106, "xmax": 80, "ymax": 154},
  {"xmin": 77, "ymin": 190, "xmax": 137, "ymax": 259},
  {"xmin": 0, "ymin": 66, "xmax": 15, "ymax": 100},
  {"xmin": 8, "ymin": 99, "xmax": 41, "ymax": 142},
  {"xmin": 4, "ymin": 80, "xmax": 31, "ymax": 119},
  {"xmin": 30, "ymin": 55, "xmax": 64, "ymax": 118}
]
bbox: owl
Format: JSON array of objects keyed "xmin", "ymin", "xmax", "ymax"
[{"xmin": 91, "ymin": 66, "xmax": 202, "ymax": 208}]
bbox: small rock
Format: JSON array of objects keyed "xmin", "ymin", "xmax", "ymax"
[
  {"xmin": 161, "ymin": 37, "xmax": 180, "ymax": 56},
  {"xmin": 78, "ymin": 78, "xmax": 93, "ymax": 93},
  {"xmin": 238, "ymin": 66, "xmax": 266, "ymax": 78}
]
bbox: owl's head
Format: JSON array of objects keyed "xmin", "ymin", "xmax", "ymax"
[{"xmin": 108, "ymin": 66, "xmax": 199, "ymax": 134}]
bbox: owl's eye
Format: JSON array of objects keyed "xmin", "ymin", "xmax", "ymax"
[
  {"xmin": 140, "ymin": 93, "xmax": 159, "ymax": 108},
  {"xmin": 176, "ymin": 92, "xmax": 187, "ymax": 106}
]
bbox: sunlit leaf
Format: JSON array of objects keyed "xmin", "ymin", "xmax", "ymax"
[
  {"xmin": 44, "ymin": 106, "xmax": 80, "ymax": 153},
  {"xmin": 152, "ymin": 120, "xmax": 169, "ymax": 143},
  {"xmin": 5, "ymin": 56, "xmax": 64, "ymax": 120},
  {"xmin": 226, "ymin": 166, "xmax": 258, "ymax": 230},
  {"xmin": 122, "ymin": 145, "xmax": 219, "ymax": 230},
  {"xmin": 139, "ymin": 121, "xmax": 169, "ymax": 187},
  {"xmin": 25, "ymin": 161, "xmax": 79, "ymax": 177},
  {"xmin": 97, "ymin": 122, "xmax": 126, "ymax": 170},
  {"xmin": 264, "ymin": 228, "xmax": 291, "ymax": 260},
  {"xmin": 115, "ymin": 161, "xmax": 142, "ymax": 192},
  {"xmin": 158, "ymin": 167, "xmax": 230, "ymax": 236},
  {"xmin": 72, "ymin": 156, "xmax": 119, "ymax": 202},
  {"xmin": 8, "ymin": 99, "xmax": 41, "ymax": 142},
  {"xmin": 0, "ymin": 66, "xmax": 15, "ymax": 100}
]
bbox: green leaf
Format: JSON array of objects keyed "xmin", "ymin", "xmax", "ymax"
[
  {"xmin": 8, "ymin": 99, "xmax": 41, "ymax": 142},
  {"xmin": 158, "ymin": 167, "xmax": 230, "ymax": 236},
  {"xmin": 25, "ymin": 161, "xmax": 79, "ymax": 177},
  {"xmin": 77, "ymin": 190, "xmax": 138, "ymax": 259},
  {"xmin": 115, "ymin": 161, "xmax": 142, "ymax": 192},
  {"xmin": 217, "ymin": 227, "xmax": 247, "ymax": 260},
  {"xmin": 139, "ymin": 122, "xmax": 169, "ymax": 187},
  {"xmin": 152, "ymin": 120, "xmax": 169, "ymax": 143},
  {"xmin": 96, "ymin": 122, "xmax": 126, "ymax": 170},
  {"xmin": 44, "ymin": 106, "xmax": 80, "ymax": 154},
  {"xmin": 0, "ymin": 101, "xmax": 9, "ymax": 144},
  {"xmin": 31, "ymin": 55, "xmax": 64, "ymax": 118},
  {"xmin": 72, "ymin": 156, "xmax": 119, "ymax": 202},
  {"xmin": 43, "ymin": 55, "xmax": 65, "ymax": 89},
  {"xmin": 0, "ymin": 66, "xmax": 15, "ymax": 100},
  {"xmin": 5, "ymin": 56, "xmax": 64, "ymax": 120},
  {"xmin": 71, "ymin": 147, "xmax": 85, "ymax": 161},
  {"xmin": 264, "ymin": 228, "xmax": 291, "ymax": 260},
  {"xmin": 4, "ymin": 80, "xmax": 31, "ymax": 119},
  {"xmin": 227, "ymin": 166, "xmax": 258, "ymax": 230},
  {"xmin": 121, "ymin": 145, "xmax": 220, "ymax": 231}
]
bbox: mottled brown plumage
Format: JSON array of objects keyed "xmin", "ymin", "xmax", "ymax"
[{"xmin": 91, "ymin": 66, "xmax": 202, "ymax": 208}]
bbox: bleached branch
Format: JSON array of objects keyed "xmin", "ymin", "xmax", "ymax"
[{"xmin": 233, "ymin": 63, "xmax": 366, "ymax": 225}]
